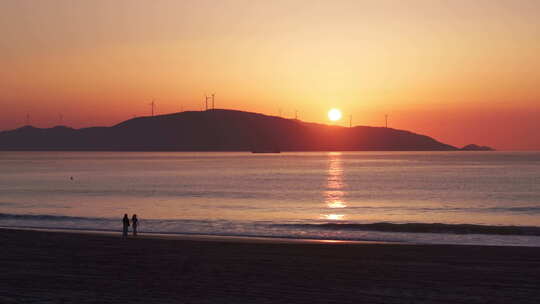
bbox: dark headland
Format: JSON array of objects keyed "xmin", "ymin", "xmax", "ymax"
[{"xmin": 0, "ymin": 109, "xmax": 491, "ymax": 151}]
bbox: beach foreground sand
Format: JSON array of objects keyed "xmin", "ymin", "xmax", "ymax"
[{"xmin": 1, "ymin": 229, "xmax": 539, "ymax": 303}]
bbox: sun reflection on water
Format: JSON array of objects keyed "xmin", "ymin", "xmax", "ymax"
[
  {"xmin": 322, "ymin": 152, "xmax": 347, "ymax": 220},
  {"xmin": 321, "ymin": 214, "xmax": 345, "ymax": 220},
  {"xmin": 327, "ymin": 201, "xmax": 346, "ymax": 209}
]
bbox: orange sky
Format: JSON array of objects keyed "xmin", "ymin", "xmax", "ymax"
[{"xmin": 1, "ymin": 0, "xmax": 539, "ymax": 150}]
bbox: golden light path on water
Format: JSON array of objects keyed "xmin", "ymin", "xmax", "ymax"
[{"xmin": 322, "ymin": 152, "xmax": 347, "ymax": 221}]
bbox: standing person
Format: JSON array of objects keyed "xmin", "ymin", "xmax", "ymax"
[
  {"xmin": 131, "ymin": 214, "xmax": 138, "ymax": 237},
  {"xmin": 122, "ymin": 214, "xmax": 130, "ymax": 239}
]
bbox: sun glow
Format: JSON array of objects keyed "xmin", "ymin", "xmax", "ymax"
[{"xmin": 328, "ymin": 108, "xmax": 342, "ymax": 121}]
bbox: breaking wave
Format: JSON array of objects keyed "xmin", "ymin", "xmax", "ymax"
[
  {"xmin": 275, "ymin": 222, "xmax": 540, "ymax": 236},
  {"xmin": 2, "ymin": 213, "xmax": 540, "ymax": 237}
]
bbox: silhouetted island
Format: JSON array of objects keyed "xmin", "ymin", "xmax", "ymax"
[
  {"xmin": 461, "ymin": 144, "xmax": 494, "ymax": 151},
  {"xmin": 0, "ymin": 109, "xmax": 474, "ymax": 151}
]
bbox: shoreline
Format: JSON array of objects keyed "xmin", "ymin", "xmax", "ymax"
[
  {"xmin": 3, "ymin": 224, "xmax": 540, "ymax": 248},
  {"xmin": 2, "ymin": 228, "xmax": 540, "ymax": 303},
  {"xmin": 0, "ymin": 226, "xmax": 397, "ymax": 245}
]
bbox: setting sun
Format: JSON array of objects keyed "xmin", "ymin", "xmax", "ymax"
[{"xmin": 328, "ymin": 109, "xmax": 342, "ymax": 122}]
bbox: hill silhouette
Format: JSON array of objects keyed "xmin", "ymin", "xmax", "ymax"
[{"xmin": 0, "ymin": 109, "xmax": 459, "ymax": 151}]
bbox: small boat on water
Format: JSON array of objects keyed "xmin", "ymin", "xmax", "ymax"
[
  {"xmin": 251, "ymin": 148, "xmax": 281, "ymax": 153},
  {"xmin": 251, "ymin": 150, "xmax": 281, "ymax": 153}
]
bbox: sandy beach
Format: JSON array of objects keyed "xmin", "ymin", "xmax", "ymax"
[{"xmin": 1, "ymin": 228, "xmax": 539, "ymax": 303}]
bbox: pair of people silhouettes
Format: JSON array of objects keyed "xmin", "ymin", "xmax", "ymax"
[{"xmin": 122, "ymin": 214, "xmax": 138, "ymax": 238}]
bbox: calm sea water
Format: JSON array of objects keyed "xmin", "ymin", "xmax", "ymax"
[{"xmin": 1, "ymin": 151, "xmax": 540, "ymax": 246}]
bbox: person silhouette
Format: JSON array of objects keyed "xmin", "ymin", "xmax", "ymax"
[
  {"xmin": 132, "ymin": 214, "xmax": 138, "ymax": 236},
  {"xmin": 122, "ymin": 214, "xmax": 130, "ymax": 239}
]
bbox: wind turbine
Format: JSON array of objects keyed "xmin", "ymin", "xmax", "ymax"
[{"xmin": 149, "ymin": 100, "xmax": 155, "ymax": 116}]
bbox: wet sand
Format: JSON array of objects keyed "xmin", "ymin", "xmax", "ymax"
[{"xmin": 1, "ymin": 228, "xmax": 539, "ymax": 303}]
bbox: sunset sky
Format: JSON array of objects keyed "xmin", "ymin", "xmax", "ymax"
[{"xmin": 1, "ymin": 0, "xmax": 539, "ymax": 150}]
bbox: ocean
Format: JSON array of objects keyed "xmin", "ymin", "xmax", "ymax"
[{"xmin": 1, "ymin": 151, "xmax": 539, "ymax": 246}]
